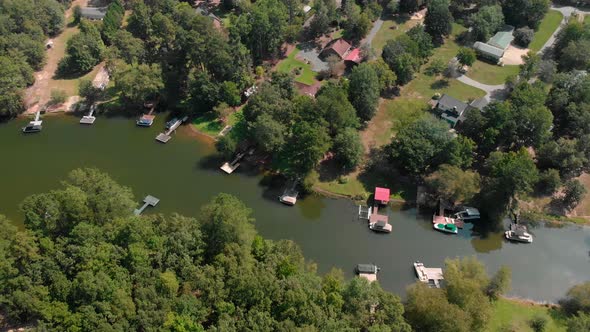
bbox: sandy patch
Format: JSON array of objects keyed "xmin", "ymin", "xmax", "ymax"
[
  {"xmin": 501, "ymin": 45, "xmax": 529, "ymax": 65},
  {"xmin": 410, "ymin": 8, "xmax": 427, "ymax": 21}
]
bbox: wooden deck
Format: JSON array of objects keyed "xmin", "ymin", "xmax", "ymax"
[
  {"xmin": 358, "ymin": 273, "xmax": 377, "ymax": 283},
  {"xmin": 133, "ymin": 195, "xmax": 160, "ymax": 215}
]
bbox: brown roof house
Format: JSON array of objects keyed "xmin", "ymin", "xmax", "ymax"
[{"xmin": 320, "ymin": 39, "xmax": 352, "ymax": 60}]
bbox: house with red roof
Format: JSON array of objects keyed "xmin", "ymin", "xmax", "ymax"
[{"xmin": 320, "ymin": 39, "xmax": 352, "ymax": 60}]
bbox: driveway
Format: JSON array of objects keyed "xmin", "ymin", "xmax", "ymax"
[
  {"xmin": 363, "ymin": 18, "xmax": 384, "ymax": 48},
  {"xmin": 457, "ymin": 75, "xmax": 508, "ymax": 101},
  {"xmin": 538, "ymin": 5, "xmax": 590, "ymax": 54},
  {"xmin": 297, "ymin": 43, "xmax": 328, "ymax": 72}
]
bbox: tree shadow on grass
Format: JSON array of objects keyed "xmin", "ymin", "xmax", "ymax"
[
  {"xmin": 356, "ymin": 147, "xmax": 417, "ymax": 203},
  {"xmin": 430, "ymin": 79, "xmax": 450, "ymax": 90}
]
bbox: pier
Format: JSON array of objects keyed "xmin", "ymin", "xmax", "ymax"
[
  {"xmin": 80, "ymin": 104, "xmax": 96, "ymax": 124},
  {"xmin": 414, "ymin": 262, "xmax": 444, "ymax": 288},
  {"xmin": 137, "ymin": 101, "xmax": 157, "ymax": 127},
  {"xmin": 220, "ymin": 148, "xmax": 253, "ymax": 174},
  {"xmin": 133, "ymin": 195, "xmax": 160, "ymax": 215},
  {"xmin": 156, "ymin": 116, "xmax": 188, "ymax": 143}
]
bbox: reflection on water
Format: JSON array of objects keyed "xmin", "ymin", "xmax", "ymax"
[
  {"xmin": 298, "ymin": 194, "xmax": 326, "ymax": 220},
  {"xmin": 470, "ymin": 232, "xmax": 503, "ymax": 253},
  {"xmin": 0, "ymin": 115, "xmax": 589, "ymax": 302}
]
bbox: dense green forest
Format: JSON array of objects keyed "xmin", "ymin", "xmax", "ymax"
[{"xmin": 1, "ymin": 169, "xmax": 589, "ymax": 331}]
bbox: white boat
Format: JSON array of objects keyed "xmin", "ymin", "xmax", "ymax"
[
  {"xmin": 454, "ymin": 207, "xmax": 480, "ymax": 220},
  {"xmin": 369, "ymin": 220, "xmax": 392, "ymax": 233},
  {"xmin": 22, "ymin": 120, "xmax": 42, "ymax": 133},
  {"xmin": 505, "ymin": 224, "xmax": 533, "ymax": 243},
  {"xmin": 413, "ymin": 261, "xmax": 428, "ymax": 282},
  {"xmin": 279, "ymin": 188, "xmax": 298, "ymax": 206},
  {"xmin": 433, "ymin": 223, "xmax": 458, "ymax": 234}
]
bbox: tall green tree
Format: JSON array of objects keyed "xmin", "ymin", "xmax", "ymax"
[
  {"xmin": 333, "ymin": 128, "xmax": 364, "ymax": 171},
  {"xmin": 424, "ymin": 0, "xmax": 453, "ymax": 45},
  {"xmin": 348, "ymin": 62, "xmax": 380, "ymax": 121},
  {"xmin": 114, "ymin": 63, "xmax": 164, "ymax": 109},
  {"xmin": 425, "ymin": 164, "xmax": 481, "ymax": 204},
  {"xmin": 285, "ymin": 121, "xmax": 331, "ymax": 175},
  {"xmin": 470, "ymin": 5, "xmax": 504, "ymax": 41}
]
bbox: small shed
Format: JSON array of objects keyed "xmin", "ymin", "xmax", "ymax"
[
  {"xmin": 80, "ymin": 7, "xmax": 108, "ymax": 20},
  {"xmin": 374, "ymin": 187, "xmax": 390, "ymax": 205}
]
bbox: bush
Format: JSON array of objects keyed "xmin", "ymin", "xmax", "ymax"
[
  {"xmin": 50, "ymin": 89, "xmax": 67, "ymax": 105},
  {"xmin": 562, "ymin": 179, "xmax": 587, "ymax": 212},
  {"xmin": 514, "ymin": 27, "xmax": 535, "ymax": 47},
  {"xmin": 529, "ymin": 315, "xmax": 547, "ymax": 332}
]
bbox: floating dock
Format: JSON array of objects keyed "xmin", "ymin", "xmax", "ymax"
[
  {"xmin": 358, "ymin": 205, "xmax": 372, "ymax": 220},
  {"xmin": 133, "ymin": 195, "xmax": 160, "ymax": 215},
  {"xmin": 155, "ymin": 116, "xmax": 188, "ymax": 143},
  {"xmin": 414, "ymin": 261, "xmax": 444, "ymax": 288},
  {"xmin": 80, "ymin": 104, "xmax": 96, "ymax": 124}
]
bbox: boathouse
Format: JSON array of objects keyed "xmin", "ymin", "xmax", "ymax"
[{"xmin": 374, "ymin": 187, "xmax": 390, "ymax": 205}]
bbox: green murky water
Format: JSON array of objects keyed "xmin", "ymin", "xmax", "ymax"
[{"xmin": 0, "ymin": 114, "xmax": 589, "ymax": 302}]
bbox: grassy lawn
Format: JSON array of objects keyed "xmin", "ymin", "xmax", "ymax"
[
  {"xmin": 404, "ymin": 24, "xmax": 486, "ymax": 102},
  {"xmin": 372, "ymin": 17, "xmax": 420, "ymax": 55},
  {"xmin": 529, "ymin": 10, "xmax": 564, "ymax": 52},
  {"xmin": 585, "ymin": 14, "xmax": 590, "ymax": 24},
  {"xmin": 485, "ymin": 299, "xmax": 566, "ymax": 332},
  {"xmin": 276, "ymin": 47, "xmax": 316, "ymax": 85},
  {"xmin": 466, "ymin": 61, "xmax": 520, "ymax": 85},
  {"xmin": 192, "ymin": 112, "xmax": 224, "ymax": 137}
]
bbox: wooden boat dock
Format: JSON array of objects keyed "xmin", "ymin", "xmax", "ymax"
[
  {"xmin": 414, "ymin": 261, "xmax": 444, "ymax": 288},
  {"xmin": 155, "ymin": 116, "xmax": 188, "ymax": 143},
  {"xmin": 137, "ymin": 101, "xmax": 157, "ymax": 127},
  {"xmin": 133, "ymin": 195, "xmax": 160, "ymax": 215},
  {"xmin": 220, "ymin": 148, "xmax": 253, "ymax": 174},
  {"xmin": 80, "ymin": 104, "xmax": 96, "ymax": 124}
]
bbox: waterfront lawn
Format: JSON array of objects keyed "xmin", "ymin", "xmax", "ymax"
[
  {"xmin": 529, "ymin": 10, "xmax": 564, "ymax": 52},
  {"xmin": 192, "ymin": 112, "xmax": 224, "ymax": 137},
  {"xmin": 486, "ymin": 299, "xmax": 566, "ymax": 332},
  {"xmin": 276, "ymin": 47, "xmax": 316, "ymax": 85},
  {"xmin": 466, "ymin": 61, "xmax": 520, "ymax": 85}
]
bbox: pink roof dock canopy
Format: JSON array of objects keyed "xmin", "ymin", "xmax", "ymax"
[{"xmin": 374, "ymin": 187, "xmax": 390, "ymax": 203}]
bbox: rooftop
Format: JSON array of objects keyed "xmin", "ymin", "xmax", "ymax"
[
  {"xmin": 488, "ymin": 25, "xmax": 515, "ymax": 50},
  {"xmin": 321, "ymin": 39, "xmax": 352, "ymax": 59},
  {"xmin": 374, "ymin": 187, "xmax": 390, "ymax": 203},
  {"xmin": 344, "ymin": 48, "xmax": 362, "ymax": 64},
  {"xmin": 473, "ymin": 41, "xmax": 505, "ymax": 59}
]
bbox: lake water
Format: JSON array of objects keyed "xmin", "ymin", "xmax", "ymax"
[{"xmin": 1, "ymin": 114, "xmax": 589, "ymax": 302}]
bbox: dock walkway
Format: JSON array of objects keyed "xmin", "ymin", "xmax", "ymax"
[{"xmin": 80, "ymin": 104, "xmax": 96, "ymax": 124}]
